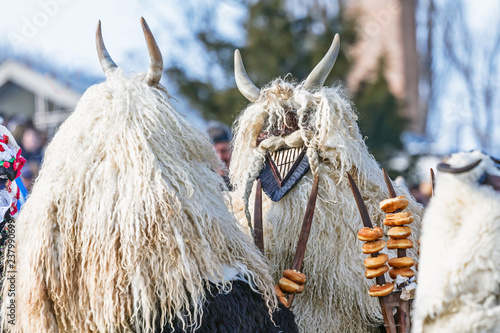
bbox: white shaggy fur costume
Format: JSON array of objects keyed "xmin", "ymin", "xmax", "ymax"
[
  {"xmin": 413, "ymin": 151, "xmax": 500, "ymax": 333},
  {"xmin": 1, "ymin": 66, "xmax": 283, "ymax": 332},
  {"xmin": 230, "ymin": 76, "xmax": 424, "ymax": 330}
]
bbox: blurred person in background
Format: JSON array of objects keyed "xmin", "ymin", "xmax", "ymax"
[
  {"xmin": 207, "ymin": 120, "xmax": 233, "ymax": 190},
  {"xmin": 15, "ymin": 163, "xmax": 37, "ymax": 210},
  {"xmin": 4, "ymin": 116, "xmax": 47, "ymax": 208},
  {"xmin": 0, "ymin": 112, "xmax": 6, "ymax": 126},
  {"xmin": 7, "ymin": 115, "xmax": 29, "ymax": 144},
  {"xmin": 20, "ymin": 126, "xmax": 44, "ymax": 165},
  {"xmin": 409, "ymin": 182, "xmax": 432, "ymax": 207}
]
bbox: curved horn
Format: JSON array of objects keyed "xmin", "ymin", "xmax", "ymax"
[
  {"xmin": 303, "ymin": 34, "xmax": 340, "ymax": 90},
  {"xmin": 430, "ymin": 168, "xmax": 436, "ymax": 196},
  {"xmin": 437, "ymin": 159, "xmax": 482, "ymax": 174},
  {"xmin": 490, "ymin": 155, "xmax": 500, "ymax": 165},
  {"xmin": 140, "ymin": 17, "xmax": 163, "ymax": 86},
  {"xmin": 234, "ymin": 49, "xmax": 261, "ymax": 102},
  {"xmin": 96, "ymin": 20, "xmax": 117, "ymax": 74}
]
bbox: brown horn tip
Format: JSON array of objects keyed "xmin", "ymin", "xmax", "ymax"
[
  {"xmin": 346, "ymin": 171, "xmax": 373, "ymax": 229},
  {"xmin": 96, "ymin": 20, "xmax": 118, "ymax": 74},
  {"xmin": 382, "ymin": 168, "xmax": 397, "ymax": 198},
  {"xmin": 141, "ymin": 17, "xmax": 163, "ymax": 86},
  {"xmin": 430, "ymin": 168, "xmax": 436, "ymax": 196}
]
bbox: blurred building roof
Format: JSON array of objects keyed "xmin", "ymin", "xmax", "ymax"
[
  {"xmin": 0, "ymin": 60, "xmax": 81, "ymax": 108},
  {"xmin": 0, "ymin": 60, "xmax": 81, "ymax": 131}
]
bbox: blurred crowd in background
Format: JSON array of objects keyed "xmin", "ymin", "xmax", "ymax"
[
  {"xmin": 0, "ymin": 114, "xmax": 44, "ymax": 196},
  {"xmin": 0, "ymin": 116, "xmax": 435, "ymax": 208},
  {"xmin": 0, "ymin": 0, "xmax": 497, "ymax": 209}
]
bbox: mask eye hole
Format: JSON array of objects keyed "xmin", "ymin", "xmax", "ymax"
[{"xmin": 479, "ymin": 173, "xmax": 488, "ymax": 185}]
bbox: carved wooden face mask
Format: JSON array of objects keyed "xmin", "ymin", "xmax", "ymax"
[
  {"xmin": 256, "ymin": 110, "xmax": 310, "ymax": 201},
  {"xmin": 259, "ymin": 148, "xmax": 310, "ymax": 201}
]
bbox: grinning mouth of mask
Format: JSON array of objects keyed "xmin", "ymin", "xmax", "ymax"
[{"xmin": 255, "ymin": 109, "xmax": 313, "ymax": 202}]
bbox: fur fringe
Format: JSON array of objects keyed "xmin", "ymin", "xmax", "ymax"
[
  {"xmin": 230, "ymin": 79, "xmax": 424, "ymax": 332},
  {"xmin": 413, "ymin": 151, "xmax": 500, "ymax": 332},
  {"xmin": 2, "ymin": 70, "xmax": 276, "ymax": 332}
]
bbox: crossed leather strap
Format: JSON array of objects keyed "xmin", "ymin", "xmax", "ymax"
[{"xmin": 254, "ymin": 175, "xmax": 320, "ymax": 308}]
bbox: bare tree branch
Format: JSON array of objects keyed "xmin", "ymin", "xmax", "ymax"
[{"xmin": 437, "ymin": 0, "xmax": 500, "ymax": 151}]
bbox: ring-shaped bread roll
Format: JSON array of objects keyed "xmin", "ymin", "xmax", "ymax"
[
  {"xmin": 283, "ymin": 269, "xmax": 306, "ymax": 285},
  {"xmin": 278, "ymin": 296, "xmax": 289, "ymax": 307},
  {"xmin": 389, "ymin": 267, "xmax": 415, "ymax": 279},
  {"xmin": 275, "ymin": 285, "xmax": 284, "ymax": 298},
  {"xmin": 388, "ymin": 226, "xmax": 412, "ymax": 239},
  {"xmin": 364, "ymin": 253, "xmax": 389, "ymax": 269},
  {"xmin": 384, "ymin": 211, "xmax": 414, "ymax": 226},
  {"xmin": 388, "ymin": 256, "xmax": 415, "ymax": 268},
  {"xmin": 368, "ymin": 282, "xmax": 394, "ymax": 297},
  {"xmin": 362, "ymin": 239, "xmax": 386, "ymax": 254},
  {"xmin": 358, "ymin": 226, "xmax": 384, "ymax": 242},
  {"xmin": 279, "ymin": 277, "xmax": 304, "ymax": 294},
  {"xmin": 380, "ymin": 195, "xmax": 409, "ymax": 213},
  {"xmin": 365, "ymin": 265, "xmax": 389, "ymax": 279},
  {"xmin": 387, "ymin": 238, "xmax": 413, "ymax": 249}
]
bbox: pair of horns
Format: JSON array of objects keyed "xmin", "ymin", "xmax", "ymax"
[
  {"xmin": 96, "ymin": 17, "xmax": 163, "ymax": 86},
  {"xmin": 234, "ymin": 34, "xmax": 340, "ymax": 102}
]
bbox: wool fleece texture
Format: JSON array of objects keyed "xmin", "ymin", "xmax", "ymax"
[
  {"xmin": 413, "ymin": 151, "xmax": 500, "ymax": 333},
  {"xmin": 230, "ymin": 78, "xmax": 424, "ymax": 332},
  {"xmin": 2, "ymin": 69, "xmax": 293, "ymax": 332}
]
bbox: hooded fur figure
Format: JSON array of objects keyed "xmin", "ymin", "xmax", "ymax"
[
  {"xmin": 1, "ymin": 19, "xmax": 299, "ymax": 333},
  {"xmin": 0, "ymin": 125, "xmax": 26, "ymax": 295},
  {"xmin": 413, "ymin": 151, "xmax": 500, "ymax": 333},
  {"xmin": 230, "ymin": 35, "xmax": 424, "ymax": 332}
]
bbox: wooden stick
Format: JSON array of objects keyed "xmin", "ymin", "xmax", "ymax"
[
  {"xmin": 379, "ymin": 296, "xmax": 398, "ymax": 333},
  {"xmin": 383, "ymin": 170, "xmax": 413, "ymax": 332},
  {"xmin": 346, "ymin": 172, "xmax": 386, "ymax": 286},
  {"xmin": 383, "ymin": 169, "xmax": 407, "ymax": 259},
  {"xmin": 287, "ymin": 174, "xmax": 320, "ymax": 307},
  {"xmin": 346, "ymin": 172, "xmax": 373, "ymax": 228},
  {"xmin": 398, "ymin": 295, "xmax": 412, "ymax": 333},
  {"xmin": 349, "ymin": 171, "xmax": 412, "ymax": 332},
  {"xmin": 383, "ymin": 168, "xmax": 397, "ymax": 199},
  {"xmin": 253, "ymin": 179, "xmax": 264, "ymax": 253},
  {"xmin": 430, "ymin": 168, "xmax": 435, "ymax": 197},
  {"xmin": 290, "ymin": 174, "xmax": 320, "ymax": 271}
]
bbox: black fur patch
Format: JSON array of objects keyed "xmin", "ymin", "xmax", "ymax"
[{"xmin": 159, "ymin": 280, "xmax": 298, "ymax": 333}]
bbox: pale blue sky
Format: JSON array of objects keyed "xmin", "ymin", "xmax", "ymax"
[
  {"xmin": 0, "ymin": 0, "xmax": 247, "ymax": 127},
  {"xmin": 0, "ymin": 0, "xmax": 499, "ymax": 153},
  {"xmin": 0, "ymin": 0, "xmax": 245, "ymax": 78}
]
